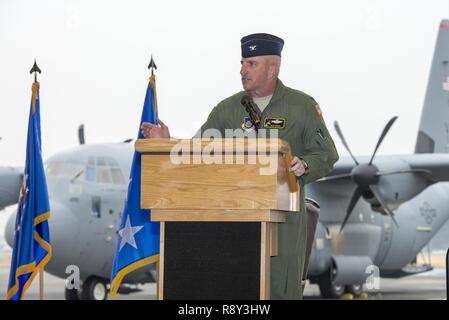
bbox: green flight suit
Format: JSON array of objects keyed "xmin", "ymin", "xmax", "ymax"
[{"xmin": 199, "ymin": 79, "xmax": 339, "ymax": 299}]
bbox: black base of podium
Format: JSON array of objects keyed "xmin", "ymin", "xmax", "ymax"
[{"xmin": 163, "ymin": 222, "xmax": 261, "ymax": 299}]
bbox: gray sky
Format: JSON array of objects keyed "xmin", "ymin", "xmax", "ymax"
[{"xmin": 0, "ymin": 0, "xmax": 448, "ymax": 166}]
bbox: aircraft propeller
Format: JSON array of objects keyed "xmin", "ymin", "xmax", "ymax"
[
  {"xmin": 78, "ymin": 124, "xmax": 85, "ymax": 145},
  {"xmin": 322, "ymin": 116, "xmax": 431, "ymax": 232},
  {"xmin": 77, "ymin": 123, "xmax": 132, "ymax": 145}
]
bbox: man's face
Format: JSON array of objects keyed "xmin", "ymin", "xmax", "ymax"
[{"xmin": 240, "ymin": 56, "xmax": 271, "ymax": 95}]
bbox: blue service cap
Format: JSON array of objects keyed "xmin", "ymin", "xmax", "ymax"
[{"xmin": 241, "ymin": 33, "xmax": 284, "ymax": 58}]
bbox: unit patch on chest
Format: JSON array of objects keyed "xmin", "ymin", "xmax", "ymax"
[
  {"xmin": 241, "ymin": 117, "xmax": 255, "ymax": 132},
  {"xmin": 263, "ymin": 117, "xmax": 286, "ymax": 129}
]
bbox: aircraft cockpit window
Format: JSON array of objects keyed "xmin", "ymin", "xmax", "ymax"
[
  {"xmin": 93, "ymin": 156, "xmax": 125, "ymax": 185},
  {"xmin": 46, "ymin": 157, "xmax": 125, "ymax": 185},
  {"xmin": 97, "ymin": 166, "xmax": 111, "ymax": 183},
  {"xmin": 97, "ymin": 167, "xmax": 112, "ymax": 183},
  {"xmin": 110, "ymin": 168, "xmax": 125, "ymax": 185},
  {"xmin": 46, "ymin": 161, "xmax": 85, "ymax": 181},
  {"xmin": 107, "ymin": 158, "xmax": 119, "ymax": 167},
  {"xmin": 85, "ymin": 165, "xmax": 95, "ymax": 182},
  {"xmin": 96, "ymin": 157, "xmax": 107, "ymax": 166},
  {"xmin": 46, "ymin": 162, "xmax": 64, "ymax": 177}
]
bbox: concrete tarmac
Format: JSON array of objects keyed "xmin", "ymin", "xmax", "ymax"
[
  {"xmin": 304, "ymin": 268, "xmax": 447, "ymax": 300},
  {"xmin": 0, "ymin": 263, "xmax": 446, "ymax": 300}
]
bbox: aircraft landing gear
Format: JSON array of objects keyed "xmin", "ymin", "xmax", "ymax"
[
  {"xmin": 317, "ymin": 265, "xmax": 366, "ymax": 299},
  {"xmin": 345, "ymin": 284, "xmax": 363, "ymax": 296},
  {"xmin": 64, "ymin": 277, "xmax": 109, "ymax": 300},
  {"xmin": 81, "ymin": 277, "xmax": 108, "ymax": 300},
  {"xmin": 65, "ymin": 287, "xmax": 80, "ymax": 300},
  {"xmin": 317, "ymin": 266, "xmax": 345, "ymax": 299},
  {"xmin": 318, "ymin": 270, "xmax": 367, "ymax": 299}
]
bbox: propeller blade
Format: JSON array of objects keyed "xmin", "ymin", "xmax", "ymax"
[
  {"xmin": 369, "ymin": 185, "xmax": 399, "ymax": 228},
  {"xmin": 376, "ymin": 168, "xmax": 432, "ymax": 177},
  {"xmin": 316, "ymin": 173, "xmax": 352, "ymax": 182},
  {"xmin": 78, "ymin": 124, "xmax": 85, "ymax": 145},
  {"xmin": 368, "ymin": 116, "xmax": 398, "ymax": 165},
  {"xmin": 334, "ymin": 121, "xmax": 359, "ymax": 165},
  {"xmin": 340, "ymin": 187, "xmax": 362, "ymax": 233}
]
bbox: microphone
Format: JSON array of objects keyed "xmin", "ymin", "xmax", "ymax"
[{"xmin": 240, "ymin": 95, "xmax": 261, "ymax": 132}]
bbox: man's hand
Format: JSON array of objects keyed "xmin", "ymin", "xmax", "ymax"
[
  {"xmin": 140, "ymin": 118, "xmax": 170, "ymax": 138},
  {"xmin": 290, "ymin": 156, "xmax": 307, "ymax": 177}
]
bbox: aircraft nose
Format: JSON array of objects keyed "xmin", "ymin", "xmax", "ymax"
[
  {"xmin": 4, "ymin": 200, "xmax": 79, "ymax": 252},
  {"xmin": 48, "ymin": 200, "xmax": 79, "ymax": 246},
  {"xmin": 0, "ymin": 167, "xmax": 22, "ymax": 208},
  {"xmin": 4, "ymin": 210, "xmax": 16, "ymax": 248}
]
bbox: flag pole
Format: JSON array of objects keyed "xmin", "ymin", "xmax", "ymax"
[
  {"xmin": 30, "ymin": 59, "xmax": 44, "ymax": 300},
  {"xmin": 148, "ymin": 56, "xmax": 159, "ymax": 300},
  {"xmin": 39, "ymin": 269, "xmax": 44, "ymax": 300},
  {"xmin": 30, "ymin": 59, "xmax": 41, "ymax": 113},
  {"xmin": 148, "ymin": 55, "xmax": 158, "ymax": 123}
]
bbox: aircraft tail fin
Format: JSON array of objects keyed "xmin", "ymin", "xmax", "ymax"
[{"xmin": 415, "ymin": 20, "xmax": 449, "ymax": 153}]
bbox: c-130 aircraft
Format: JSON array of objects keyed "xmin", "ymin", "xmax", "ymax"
[
  {"xmin": 0, "ymin": 166, "xmax": 21, "ymax": 212},
  {"xmin": 4, "ymin": 20, "xmax": 449, "ymax": 300},
  {"xmin": 0, "ymin": 136, "xmax": 22, "ymax": 212}
]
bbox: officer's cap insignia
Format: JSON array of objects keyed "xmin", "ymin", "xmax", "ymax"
[
  {"xmin": 241, "ymin": 33, "xmax": 284, "ymax": 58},
  {"xmin": 263, "ymin": 117, "xmax": 286, "ymax": 129}
]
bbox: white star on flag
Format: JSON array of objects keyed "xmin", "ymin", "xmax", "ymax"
[{"xmin": 118, "ymin": 215, "xmax": 143, "ymax": 251}]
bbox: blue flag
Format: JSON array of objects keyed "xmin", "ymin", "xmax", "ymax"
[
  {"xmin": 7, "ymin": 81, "xmax": 51, "ymax": 300},
  {"xmin": 110, "ymin": 75, "xmax": 160, "ymax": 298}
]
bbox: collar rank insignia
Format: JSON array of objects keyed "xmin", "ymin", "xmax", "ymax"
[{"xmin": 263, "ymin": 117, "xmax": 286, "ymax": 129}]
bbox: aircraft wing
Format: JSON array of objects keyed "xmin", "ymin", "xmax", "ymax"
[
  {"xmin": 323, "ymin": 153, "xmax": 449, "ymax": 183},
  {"xmin": 0, "ymin": 167, "xmax": 22, "ymax": 210},
  {"xmin": 403, "ymin": 153, "xmax": 449, "ymax": 182},
  {"xmin": 313, "ymin": 153, "xmax": 449, "ymax": 217},
  {"xmin": 325, "ymin": 157, "xmax": 356, "ymax": 177}
]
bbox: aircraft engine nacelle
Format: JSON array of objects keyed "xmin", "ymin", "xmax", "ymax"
[
  {"xmin": 331, "ymin": 255, "xmax": 373, "ymax": 285},
  {"xmin": 365, "ymin": 158, "xmax": 433, "ymax": 212}
]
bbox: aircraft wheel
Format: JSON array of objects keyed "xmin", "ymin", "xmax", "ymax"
[
  {"xmin": 65, "ymin": 288, "xmax": 80, "ymax": 300},
  {"xmin": 317, "ymin": 267, "xmax": 345, "ymax": 299},
  {"xmin": 81, "ymin": 277, "xmax": 108, "ymax": 300},
  {"xmin": 345, "ymin": 284, "xmax": 363, "ymax": 296}
]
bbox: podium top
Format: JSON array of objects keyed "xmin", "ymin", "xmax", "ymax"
[
  {"xmin": 135, "ymin": 138, "xmax": 293, "ymax": 155},
  {"xmin": 136, "ymin": 138, "xmax": 299, "ymax": 197}
]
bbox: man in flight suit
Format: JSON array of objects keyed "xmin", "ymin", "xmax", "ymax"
[{"xmin": 141, "ymin": 33, "xmax": 339, "ymax": 299}]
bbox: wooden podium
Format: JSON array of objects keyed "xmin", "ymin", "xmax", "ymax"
[{"xmin": 135, "ymin": 138, "xmax": 300, "ymax": 300}]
